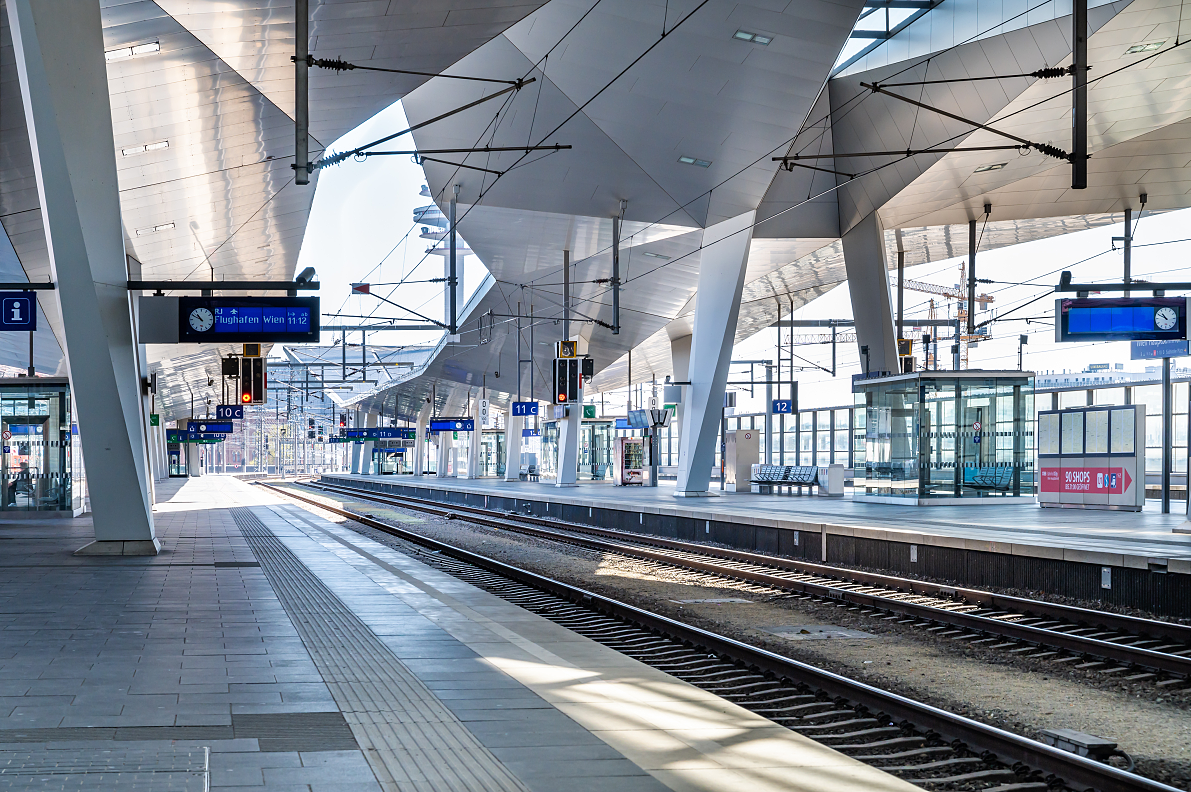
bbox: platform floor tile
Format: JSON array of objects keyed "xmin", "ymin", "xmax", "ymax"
[{"xmin": 257, "ymin": 483, "xmax": 919, "ymax": 792}]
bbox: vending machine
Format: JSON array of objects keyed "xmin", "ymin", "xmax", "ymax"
[{"xmin": 613, "ymin": 436, "xmax": 644, "ymax": 485}]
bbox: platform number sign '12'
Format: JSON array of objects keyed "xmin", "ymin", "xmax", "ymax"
[{"xmin": 0, "ymin": 293, "xmax": 36, "ymax": 331}]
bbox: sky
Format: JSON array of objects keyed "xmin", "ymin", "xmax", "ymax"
[
  {"xmin": 732, "ymin": 207, "xmax": 1191, "ymax": 412},
  {"xmin": 296, "ymin": 100, "xmax": 489, "ymax": 350},
  {"xmin": 300, "ymin": 101, "xmax": 1191, "ymax": 414}
]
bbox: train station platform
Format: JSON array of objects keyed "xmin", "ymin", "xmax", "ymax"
[
  {"xmin": 0, "ymin": 474, "xmax": 916, "ymax": 792},
  {"xmin": 323, "ymin": 474, "xmax": 1191, "ymax": 617}
]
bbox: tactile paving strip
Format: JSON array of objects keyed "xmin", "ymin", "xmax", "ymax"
[{"xmin": 231, "ymin": 508, "xmax": 529, "ymax": 792}]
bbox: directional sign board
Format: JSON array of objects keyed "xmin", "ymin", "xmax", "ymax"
[
  {"xmin": 511, "ymin": 401, "xmax": 538, "ymax": 417},
  {"xmin": 0, "ymin": 292, "xmax": 36, "ymax": 331},
  {"xmin": 187, "ymin": 421, "xmax": 234, "ymax": 434},
  {"xmin": 429, "ymin": 418, "xmax": 474, "ymax": 433},
  {"xmin": 178, "ymin": 296, "xmax": 319, "ymax": 343},
  {"xmin": 1131, "ymin": 339, "xmax": 1189, "ymax": 359},
  {"xmin": 215, "ymin": 404, "xmax": 245, "ymax": 420}
]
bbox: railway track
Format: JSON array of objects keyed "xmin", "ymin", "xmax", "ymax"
[
  {"xmin": 261, "ymin": 480, "xmax": 1182, "ymax": 792},
  {"xmin": 302, "ymin": 478, "xmax": 1191, "ymax": 687}
]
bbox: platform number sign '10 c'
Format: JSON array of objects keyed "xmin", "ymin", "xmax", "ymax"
[{"xmin": 0, "ymin": 293, "xmax": 36, "ymax": 331}]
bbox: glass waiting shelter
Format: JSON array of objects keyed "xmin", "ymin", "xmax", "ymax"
[
  {"xmin": 0, "ymin": 378, "xmax": 77, "ymax": 515},
  {"xmin": 853, "ymin": 370, "xmax": 1035, "ymax": 504}
]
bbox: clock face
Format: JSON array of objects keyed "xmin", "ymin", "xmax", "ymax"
[
  {"xmin": 1155, "ymin": 307, "xmax": 1178, "ymax": 330},
  {"xmin": 189, "ymin": 307, "xmax": 214, "ymax": 332}
]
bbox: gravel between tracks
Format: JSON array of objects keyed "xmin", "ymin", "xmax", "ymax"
[{"xmin": 278, "ymin": 485, "xmax": 1191, "ymax": 790}]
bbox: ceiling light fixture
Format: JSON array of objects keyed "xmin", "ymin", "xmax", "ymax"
[
  {"xmin": 121, "ymin": 140, "xmax": 169, "ymax": 157},
  {"xmin": 135, "ymin": 222, "xmax": 175, "ymax": 236},
  {"xmin": 105, "ymin": 40, "xmax": 161, "ymax": 61},
  {"xmin": 733, "ymin": 30, "xmax": 772, "ymax": 45},
  {"xmin": 973, "ymin": 162, "xmax": 1007, "ymax": 173},
  {"xmin": 1125, "ymin": 40, "xmax": 1165, "ymax": 54},
  {"xmin": 641, "ymin": 251, "xmax": 671, "ymax": 259},
  {"xmin": 678, "ymin": 155, "xmax": 712, "ymax": 168}
]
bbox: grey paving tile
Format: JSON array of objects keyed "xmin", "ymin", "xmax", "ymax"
[{"xmin": 263, "ymin": 765, "xmax": 378, "ymax": 785}]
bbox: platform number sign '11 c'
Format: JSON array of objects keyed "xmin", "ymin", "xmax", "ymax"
[{"xmin": 0, "ymin": 293, "xmax": 36, "ymax": 331}]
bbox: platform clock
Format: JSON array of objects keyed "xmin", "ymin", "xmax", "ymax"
[
  {"xmin": 1155, "ymin": 306, "xmax": 1178, "ymax": 330},
  {"xmin": 188, "ymin": 307, "xmax": 214, "ymax": 333}
]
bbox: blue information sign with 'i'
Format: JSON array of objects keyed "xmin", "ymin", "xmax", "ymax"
[{"xmin": 0, "ymin": 293, "xmax": 36, "ymax": 331}]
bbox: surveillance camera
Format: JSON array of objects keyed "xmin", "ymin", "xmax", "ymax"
[{"xmin": 295, "ymin": 266, "xmax": 317, "ymax": 284}]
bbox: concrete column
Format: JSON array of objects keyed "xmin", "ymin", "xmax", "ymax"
[
  {"xmin": 8, "ymin": 0, "xmax": 157, "ymax": 552},
  {"xmin": 556, "ymin": 395, "xmax": 582, "ymax": 487},
  {"xmin": 358, "ymin": 412, "xmax": 378, "ymax": 475},
  {"xmin": 412, "ymin": 405, "xmax": 430, "ymax": 477},
  {"xmin": 669, "ymin": 333, "xmax": 692, "ymax": 463},
  {"xmin": 503, "ymin": 410, "xmax": 522, "ymax": 481},
  {"xmin": 675, "ymin": 211, "xmax": 756, "ymax": 497},
  {"xmin": 842, "ymin": 212, "xmax": 898, "ymax": 374}
]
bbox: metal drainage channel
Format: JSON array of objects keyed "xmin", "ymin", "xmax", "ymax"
[
  {"xmin": 261, "ymin": 481, "xmax": 1178, "ymax": 792},
  {"xmin": 304, "ymin": 480, "xmax": 1191, "ymax": 687}
]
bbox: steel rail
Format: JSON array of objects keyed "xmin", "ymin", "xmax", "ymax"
[
  {"xmin": 307, "ymin": 480, "xmax": 1191, "ymax": 678},
  {"xmin": 259, "ymin": 481, "xmax": 1180, "ymax": 792}
]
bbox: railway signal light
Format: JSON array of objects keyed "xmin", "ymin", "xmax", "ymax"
[
  {"xmin": 552, "ymin": 358, "xmax": 580, "ymax": 404},
  {"xmin": 239, "ymin": 357, "xmax": 266, "ymax": 404}
]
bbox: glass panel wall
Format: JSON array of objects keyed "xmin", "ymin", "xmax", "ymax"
[
  {"xmin": 0, "ymin": 379, "xmax": 72, "ymax": 512},
  {"xmin": 856, "ymin": 373, "xmax": 1034, "ymax": 501}
]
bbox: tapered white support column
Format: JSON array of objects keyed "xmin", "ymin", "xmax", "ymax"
[
  {"xmin": 349, "ymin": 408, "xmax": 363, "ymax": 474},
  {"xmin": 186, "ymin": 443, "xmax": 202, "ymax": 478},
  {"xmin": 503, "ymin": 410, "xmax": 522, "ymax": 481},
  {"xmin": 359, "ymin": 412, "xmax": 378, "ymax": 475},
  {"xmin": 675, "ymin": 211, "xmax": 756, "ymax": 497},
  {"xmin": 412, "ymin": 405, "xmax": 430, "ymax": 477},
  {"xmin": 556, "ymin": 395, "xmax": 582, "ymax": 487},
  {"xmin": 842, "ymin": 212, "xmax": 898, "ymax": 374},
  {"xmin": 465, "ymin": 393, "xmax": 482, "ymax": 478},
  {"xmin": 8, "ymin": 0, "xmax": 157, "ymax": 552},
  {"xmin": 669, "ymin": 333, "xmax": 692, "ymax": 463},
  {"xmin": 436, "ymin": 430, "xmax": 453, "ymax": 477}
]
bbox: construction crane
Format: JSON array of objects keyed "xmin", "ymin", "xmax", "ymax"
[
  {"xmin": 903, "ymin": 278, "xmax": 994, "ymax": 309},
  {"xmin": 901, "ymin": 265, "xmax": 995, "ymax": 369}
]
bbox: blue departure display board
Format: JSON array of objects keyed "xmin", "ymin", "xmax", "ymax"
[
  {"xmin": 429, "ymin": 418, "xmax": 474, "ymax": 433},
  {"xmin": 187, "ymin": 421, "xmax": 234, "ymax": 434},
  {"xmin": 345, "ymin": 428, "xmax": 417, "ymax": 439},
  {"xmin": 178, "ymin": 297, "xmax": 320, "ymax": 343},
  {"xmin": 1057, "ymin": 297, "xmax": 1188, "ymax": 342}
]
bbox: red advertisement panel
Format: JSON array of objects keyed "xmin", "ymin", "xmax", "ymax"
[{"xmin": 1039, "ymin": 466, "xmax": 1132, "ymax": 494}]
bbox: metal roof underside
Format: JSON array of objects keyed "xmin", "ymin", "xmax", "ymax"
[
  {"xmin": 4, "ymin": 0, "xmax": 1191, "ymax": 424},
  {"xmin": 342, "ymin": 0, "xmax": 1191, "ymax": 420}
]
